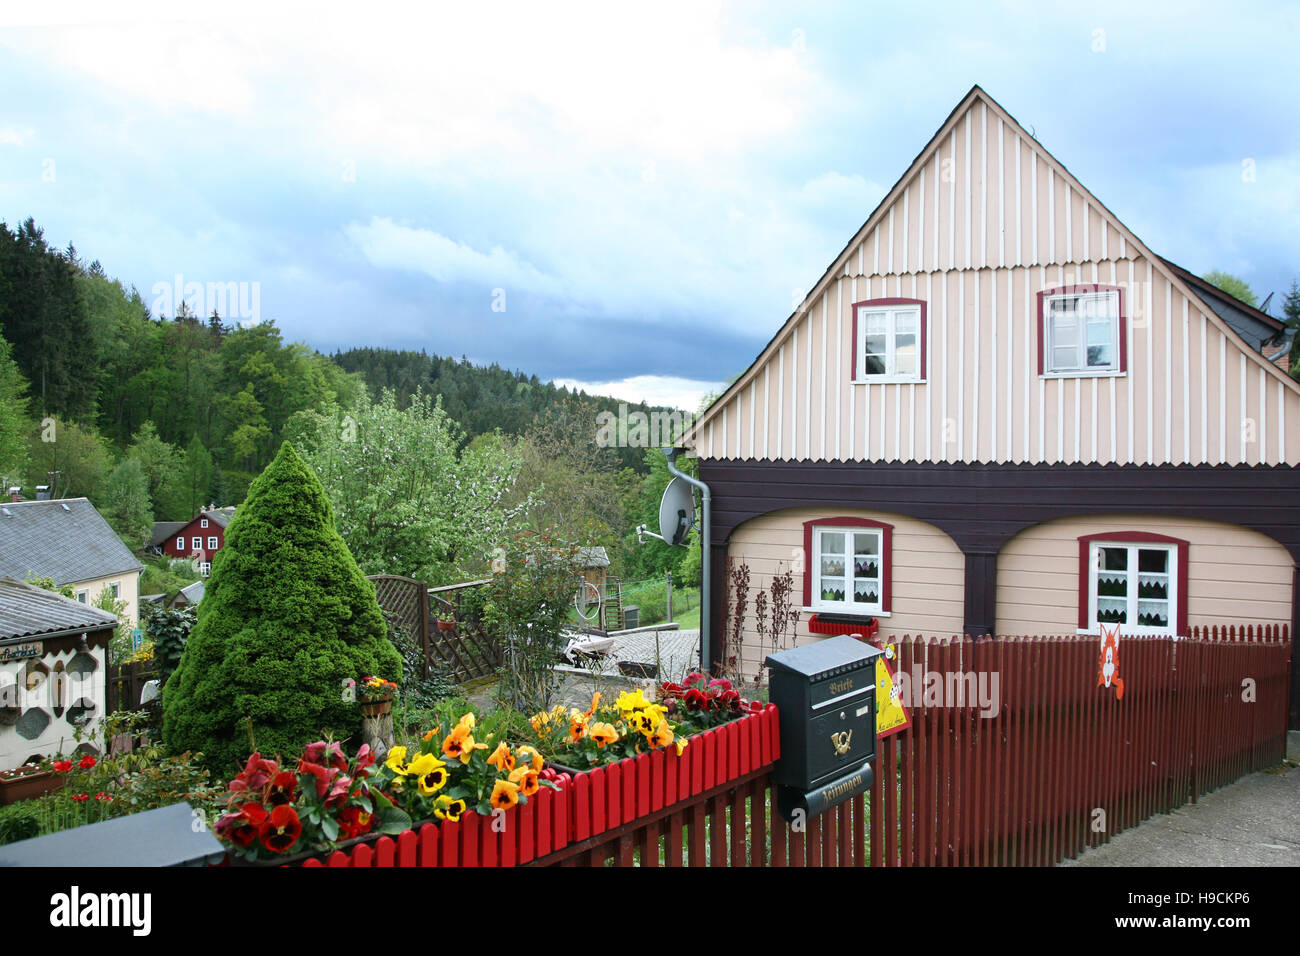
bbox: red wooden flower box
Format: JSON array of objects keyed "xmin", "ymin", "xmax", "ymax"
[
  {"xmin": 0, "ymin": 767, "xmax": 63, "ymax": 805},
  {"xmin": 807, "ymin": 613, "xmax": 879, "ymax": 639}
]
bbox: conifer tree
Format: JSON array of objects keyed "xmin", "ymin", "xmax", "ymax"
[{"xmin": 163, "ymin": 441, "xmax": 402, "ymax": 772}]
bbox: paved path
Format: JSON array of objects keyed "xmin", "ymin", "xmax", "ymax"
[{"xmin": 1061, "ymin": 731, "xmax": 1300, "ymax": 867}]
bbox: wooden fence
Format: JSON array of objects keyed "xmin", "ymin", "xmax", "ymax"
[
  {"xmin": 367, "ymin": 574, "xmax": 500, "ymax": 683},
  {"xmin": 296, "ymin": 624, "xmax": 1290, "ymax": 867},
  {"xmin": 106, "ymin": 661, "xmax": 158, "ymax": 714}
]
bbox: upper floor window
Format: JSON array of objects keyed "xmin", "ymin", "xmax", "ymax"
[
  {"xmin": 201, "ymin": 519, "xmax": 209, "ymax": 529},
  {"xmin": 802, "ymin": 516, "xmax": 894, "ymax": 615},
  {"xmin": 1078, "ymin": 531, "xmax": 1187, "ymax": 636},
  {"xmin": 1038, "ymin": 285, "xmax": 1126, "ymax": 377},
  {"xmin": 852, "ymin": 298, "xmax": 926, "ymax": 384}
]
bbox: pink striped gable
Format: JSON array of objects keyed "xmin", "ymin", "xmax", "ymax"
[{"xmin": 517, "ymin": 793, "xmax": 536, "ymax": 864}]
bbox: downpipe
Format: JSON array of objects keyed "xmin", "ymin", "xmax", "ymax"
[{"xmin": 663, "ymin": 447, "xmax": 711, "ymax": 674}]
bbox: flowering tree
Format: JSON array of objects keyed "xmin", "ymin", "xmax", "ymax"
[{"xmin": 290, "ymin": 388, "xmax": 528, "ymax": 585}]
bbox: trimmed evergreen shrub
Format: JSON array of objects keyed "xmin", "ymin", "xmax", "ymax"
[{"xmin": 162, "ymin": 442, "xmax": 402, "ymax": 773}]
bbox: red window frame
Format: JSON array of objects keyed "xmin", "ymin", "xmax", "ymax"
[
  {"xmin": 851, "ymin": 298, "xmax": 927, "ymax": 381},
  {"xmin": 1077, "ymin": 530, "xmax": 1188, "ymax": 634},
  {"xmin": 801, "ymin": 516, "xmax": 894, "ymax": 612},
  {"xmin": 1037, "ymin": 284, "xmax": 1127, "ymax": 376}
]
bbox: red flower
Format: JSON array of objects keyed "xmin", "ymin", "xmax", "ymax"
[
  {"xmin": 258, "ymin": 805, "xmax": 302, "ymax": 854},
  {"xmin": 661, "ymin": 682, "xmax": 684, "ymax": 698},
  {"xmin": 77, "ymin": 755, "xmax": 97, "ymax": 770},
  {"xmin": 52, "ymin": 761, "xmax": 73, "ymax": 774},
  {"xmin": 297, "ymin": 759, "xmax": 338, "ymax": 799},
  {"xmin": 267, "ymin": 771, "xmax": 297, "ymax": 806},
  {"xmin": 708, "ymin": 678, "xmax": 733, "ymax": 692},
  {"xmin": 94, "ymin": 792, "xmax": 111, "ymax": 802},
  {"xmin": 228, "ymin": 753, "xmax": 278, "ymax": 796},
  {"xmin": 684, "ymin": 688, "xmax": 708, "ymax": 711},
  {"xmin": 337, "ymin": 805, "xmax": 373, "ymax": 840},
  {"xmin": 219, "ymin": 803, "xmax": 268, "ymax": 848},
  {"xmin": 71, "ymin": 793, "xmax": 90, "ymax": 802}
]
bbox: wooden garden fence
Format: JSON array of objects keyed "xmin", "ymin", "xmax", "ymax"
[{"xmin": 298, "ymin": 624, "xmax": 1290, "ymax": 867}]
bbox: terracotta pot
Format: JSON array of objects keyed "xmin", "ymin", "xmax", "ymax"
[
  {"xmin": 359, "ymin": 697, "xmax": 394, "ymax": 717},
  {"xmin": 437, "ymin": 619, "xmax": 456, "ymax": 632},
  {"xmin": 0, "ymin": 768, "xmax": 64, "ymax": 805}
]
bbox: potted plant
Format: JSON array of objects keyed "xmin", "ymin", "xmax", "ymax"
[
  {"xmin": 357, "ymin": 676, "xmax": 398, "ymax": 717},
  {"xmin": 436, "ymin": 610, "xmax": 456, "ymax": 633},
  {"xmin": 0, "ymin": 761, "xmax": 64, "ymax": 805}
]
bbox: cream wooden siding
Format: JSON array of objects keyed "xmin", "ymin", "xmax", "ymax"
[
  {"xmin": 996, "ymin": 514, "xmax": 1293, "ymax": 635},
  {"xmin": 688, "ymin": 91, "xmax": 1300, "ymax": 466},
  {"xmin": 724, "ymin": 507, "xmax": 964, "ymax": 680}
]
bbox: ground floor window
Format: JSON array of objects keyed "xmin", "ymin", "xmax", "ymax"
[
  {"xmin": 1078, "ymin": 531, "xmax": 1188, "ymax": 636},
  {"xmin": 802, "ymin": 516, "xmax": 893, "ymax": 614}
]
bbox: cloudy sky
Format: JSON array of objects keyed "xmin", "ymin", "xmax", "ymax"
[{"xmin": 1, "ymin": 1, "xmax": 1296, "ymax": 410}]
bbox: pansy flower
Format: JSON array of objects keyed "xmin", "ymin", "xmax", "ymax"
[
  {"xmin": 486, "ymin": 742, "xmax": 515, "ymax": 773},
  {"xmin": 489, "ymin": 778, "xmax": 520, "ymax": 811},
  {"xmin": 516, "ymin": 745, "xmax": 544, "ymax": 771},
  {"xmin": 433, "ymin": 795, "xmax": 467, "ymax": 822},
  {"xmin": 509, "ymin": 765, "xmax": 540, "ymax": 797},
  {"xmin": 77, "ymin": 755, "xmax": 97, "ymax": 770},
  {"xmin": 52, "ymin": 760, "xmax": 73, "ymax": 774},
  {"xmin": 589, "ymin": 722, "xmax": 619, "ymax": 748},
  {"xmin": 384, "ymin": 746, "xmax": 409, "ymax": 775},
  {"xmin": 267, "ymin": 771, "xmax": 297, "ymax": 806},
  {"xmin": 259, "ymin": 805, "xmax": 302, "ymax": 854}
]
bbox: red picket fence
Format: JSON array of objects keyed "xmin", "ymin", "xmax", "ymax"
[{"xmin": 297, "ymin": 624, "xmax": 1290, "ymax": 867}]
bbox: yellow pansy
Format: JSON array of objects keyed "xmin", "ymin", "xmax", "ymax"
[{"xmin": 384, "ymin": 746, "xmax": 409, "ymax": 774}]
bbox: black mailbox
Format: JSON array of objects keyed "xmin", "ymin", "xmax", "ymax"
[{"xmin": 766, "ymin": 635, "xmax": 882, "ymax": 821}]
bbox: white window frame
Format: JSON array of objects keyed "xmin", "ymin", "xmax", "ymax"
[
  {"xmin": 1085, "ymin": 540, "xmax": 1178, "ymax": 637},
  {"xmin": 175, "ymin": 536, "xmax": 185, "ymax": 551},
  {"xmin": 207, "ymin": 536, "xmax": 218, "ymax": 550},
  {"xmin": 75, "ymin": 589, "xmax": 89, "ymax": 604},
  {"xmin": 200, "ymin": 561, "xmax": 212, "ymax": 577},
  {"xmin": 201, "ymin": 519, "xmax": 209, "ymax": 529},
  {"xmin": 809, "ymin": 525, "xmax": 884, "ymax": 615},
  {"xmin": 108, "ymin": 582, "xmax": 120, "ymax": 599},
  {"xmin": 855, "ymin": 304, "xmax": 924, "ymax": 384},
  {"xmin": 1043, "ymin": 289, "xmax": 1122, "ymax": 377},
  {"xmin": 191, "ymin": 536, "xmax": 202, "ymax": 552}
]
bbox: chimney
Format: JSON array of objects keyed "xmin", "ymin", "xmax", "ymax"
[
  {"xmin": 35, "ymin": 485, "xmax": 51, "ymax": 501},
  {"xmin": 7, "ymin": 487, "xmax": 20, "ymax": 503}
]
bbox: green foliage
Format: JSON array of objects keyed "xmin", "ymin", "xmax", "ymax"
[
  {"xmin": 0, "ymin": 333, "xmax": 31, "ymax": 489},
  {"xmin": 0, "ymin": 802, "xmax": 41, "ymax": 846},
  {"xmin": 1202, "ymin": 270, "xmax": 1258, "ymax": 308},
  {"xmin": 484, "ymin": 530, "xmax": 591, "ymax": 712},
  {"xmin": 182, "ymin": 434, "xmax": 215, "ymax": 515},
  {"xmin": 26, "ymin": 417, "xmax": 112, "ymax": 501},
  {"xmin": 162, "ymin": 441, "xmax": 403, "ymax": 773},
  {"xmin": 93, "ymin": 587, "xmax": 133, "ymax": 665},
  {"xmin": 384, "ymin": 613, "xmax": 459, "ymax": 709},
  {"xmin": 143, "ymin": 603, "xmax": 197, "ymax": 687},
  {"xmin": 126, "ymin": 422, "xmax": 187, "ymax": 520},
  {"xmin": 1283, "ymin": 280, "xmax": 1300, "ymax": 330},
  {"xmin": 100, "ymin": 457, "xmax": 153, "ymax": 550},
  {"xmin": 139, "ymin": 555, "xmax": 201, "ymax": 599},
  {"xmin": 291, "ymin": 388, "xmax": 526, "ymax": 585},
  {"xmin": 23, "ymin": 574, "xmax": 74, "ymax": 599},
  {"xmin": 622, "ymin": 448, "xmax": 698, "ymax": 581}
]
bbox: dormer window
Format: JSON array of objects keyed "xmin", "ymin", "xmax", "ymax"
[
  {"xmin": 852, "ymin": 298, "xmax": 926, "ymax": 384},
  {"xmin": 1039, "ymin": 285, "xmax": 1126, "ymax": 377}
]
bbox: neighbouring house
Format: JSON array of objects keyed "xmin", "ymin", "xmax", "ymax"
[
  {"xmin": 169, "ymin": 579, "xmax": 205, "ymax": 609},
  {"xmin": 0, "ymin": 498, "xmax": 144, "ymax": 625},
  {"xmin": 679, "ymin": 85, "xmax": 1300, "ymax": 728},
  {"xmin": 0, "ymin": 577, "xmax": 117, "ymax": 769},
  {"xmin": 150, "ymin": 505, "xmax": 236, "ymax": 576}
]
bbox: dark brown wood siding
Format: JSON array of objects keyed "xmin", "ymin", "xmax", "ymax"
[{"xmin": 700, "ymin": 458, "xmax": 1300, "ymax": 727}]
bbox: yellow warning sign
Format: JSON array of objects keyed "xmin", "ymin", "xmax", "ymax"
[{"xmin": 875, "ymin": 653, "xmax": 911, "ymax": 738}]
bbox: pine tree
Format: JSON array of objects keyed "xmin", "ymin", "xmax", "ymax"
[{"xmin": 162, "ymin": 441, "xmax": 402, "ymax": 772}]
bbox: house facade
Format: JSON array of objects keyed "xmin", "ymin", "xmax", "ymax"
[
  {"xmin": 680, "ymin": 87, "xmax": 1300, "ymax": 727},
  {"xmin": 153, "ymin": 506, "xmax": 235, "ymax": 576},
  {"xmin": 0, "ymin": 498, "xmax": 144, "ymax": 625},
  {"xmin": 0, "ymin": 578, "xmax": 116, "ymax": 769}
]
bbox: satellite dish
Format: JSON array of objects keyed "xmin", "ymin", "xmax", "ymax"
[{"xmin": 658, "ymin": 476, "xmax": 696, "ymax": 547}]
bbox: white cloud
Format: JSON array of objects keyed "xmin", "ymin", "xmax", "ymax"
[
  {"xmin": 553, "ymin": 375, "xmax": 724, "ymax": 412},
  {"xmin": 0, "ymin": 127, "xmax": 33, "ymax": 147},
  {"xmin": 344, "ymin": 217, "xmax": 564, "ymax": 298}
]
